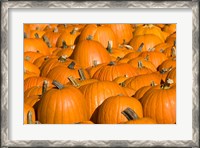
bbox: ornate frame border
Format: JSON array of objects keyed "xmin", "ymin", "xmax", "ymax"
[{"xmin": 1, "ymin": 1, "xmax": 199, "ymax": 147}]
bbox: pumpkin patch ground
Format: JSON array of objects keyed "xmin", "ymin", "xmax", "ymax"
[{"xmin": 24, "ymin": 23, "xmax": 176, "ymax": 124}]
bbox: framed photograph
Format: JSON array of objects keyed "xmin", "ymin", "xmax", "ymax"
[{"xmin": 1, "ymin": 0, "xmax": 199, "ymax": 147}]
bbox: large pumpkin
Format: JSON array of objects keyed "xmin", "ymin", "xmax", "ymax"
[
  {"xmin": 96, "ymin": 95, "xmax": 143, "ymax": 124},
  {"xmin": 78, "ymin": 24, "xmax": 118, "ymax": 48},
  {"xmin": 140, "ymin": 79, "xmax": 176, "ymax": 124},
  {"xmin": 70, "ymin": 36, "xmax": 111, "ymax": 68},
  {"xmin": 79, "ymin": 81, "xmax": 128, "ymax": 121},
  {"xmin": 38, "ymin": 80, "xmax": 89, "ymax": 124}
]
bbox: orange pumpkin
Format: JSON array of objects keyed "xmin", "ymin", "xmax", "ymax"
[
  {"xmin": 38, "ymin": 80, "xmax": 89, "ymax": 124},
  {"xmin": 140, "ymin": 79, "xmax": 176, "ymax": 124},
  {"xmin": 96, "ymin": 95, "xmax": 143, "ymax": 124}
]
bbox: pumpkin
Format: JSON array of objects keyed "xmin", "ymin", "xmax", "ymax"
[
  {"xmin": 24, "ymin": 76, "xmax": 53, "ymax": 92},
  {"xmin": 56, "ymin": 27, "xmax": 80, "ymax": 47},
  {"xmin": 24, "ymin": 104, "xmax": 36, "ymax": 124},
  {"xmin": 46, "ymin": 62, "xmax": 90, "ymax": 85},
  {"xmin": 129, "ymin": 34, "xmax": 163, "ymax": 52},
  {"xmin": 38, "ymin": 80, "xmax": 89, "ymax": 124},
  {"xmin": 24, "ymin": 60, "xmax": 40, "ymax": 76},
  {"xmin": 24, "ymin": 51, "xmax": 43, "ymax": 63},
  {"xmin": 106, "ymin": 24, "xmax": 133, "ymax": 44},
  {"xmin": 165, "ymin": 67, "xmax": 176, "ymax": 83},
  {"xmin": 42, "ymin": 27, "xmax": 62, "ymax": 47},
  {"xmin": 121, "ymin": 107, "xmax": 157, "ymax": 124},
  {"xmin": 124, "ymin": 72, "xmax": 161, "ymax": 91},
  {"xmin": 157, "ymin": 57, "xmax": 176, "ymax": 72},
  {"xmin": 128, "ymin": 58, "xmax": 157, "ymax": 72},
  {"xmin": 133, "ymin": 24, "xmax": 166, "ymax": 42},
  {"xmin": 139, "ymin": 49, "xmax": 168, "ymax": 68},
  {"xmin": 70, "ymin": 36, "xmax": 111, "ymax": 69},
  {"xmin": 24, "ymin": 38, "xmax": 50, "ymax": 55},
  {"xmin": 133, "ymin": 81, "xmax": 157, "ymax": 100},
  {"xmin": 162, "ymin": 24, "xmax": 176, "ymax": 35},
  {"xmin": 96, "ymin": 95, "xmax": 143, "ymax": 124},
  {"xmin": 92, "ymin": 61, "xmax": 141, "ymax": 81},
  {"xmin": 140, "ymin": 79, "xmax": 176, "ymax": 124},
  {"xmin": 78, "ymin": 24, "xmax": 118, "ymax": 48},
  {"xmin": 79, "ymin": 81, "xmax": 128, "ymax": 121}
]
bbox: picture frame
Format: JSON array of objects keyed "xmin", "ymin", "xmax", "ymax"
[{"xmin": 1, "ymin": 0, "xmax": 199, "ymax": 147}]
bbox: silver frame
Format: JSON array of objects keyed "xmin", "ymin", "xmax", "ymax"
[{"xmin": 1, "ymin": 1, "xmax": 199, "ymax": 147}]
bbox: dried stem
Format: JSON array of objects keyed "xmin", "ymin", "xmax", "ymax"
[{"xmin": 121, "ymin": 107, "xmax": 139, "ymax": 121}]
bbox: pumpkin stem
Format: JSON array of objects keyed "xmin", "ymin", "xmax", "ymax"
[
  {"xmin": 52, "ymin": 80, "xmax": 64, "ymax": 89},
  {"xmin": 174, "ymin": 40, "xmax": 176, "ymax": 47},
  {"xmin": 150, "ymin": 81, "xmax": 156, "ymax": 86},
  {"xmin": 35, "ymin": 121, "xmax": 41, "ymax": 124},
  {"xmin": 34, "ymin": 33, "xmax": 39, "ymax": 38},
  {"xmin": 121, "ymin": 107, "xmax": 139, "ymax": 121},
  {"xmin": 68, "ymin": 61, "xmax": 75, "ymax": 69},
  {"xmin": 53, "ymin": 27, "xmax": 58, "ymax": 33},
  {"xmin": 120, "ymin": 82, "xmax": 126, "ymax": 87},
  {"xmin": 70, "ymin": 28, "xmax": 79, "ymax": 35},
  {"xmin": 24, "ymin": 32, "xmax": 27, "ymax": 38},
  {"xmin": 86, "ymin": 35, "xmax": 93, "ymax": 40},
  {"xmin": 124, "ymin": 45, "xmax": 133, "ymax": 50},
  {"xmin": 107, "ymin": 40, "xmax": 113, "ymax": 53},
  {"xmin": 43, "ymin": 35, "xmax": 52, "ymax": 48},
  {"xmin": 93, "ymin": 60, "xmax": 98, "ymax": 67},
  {"xmin": 161, "ymin": 78, "xmax": 174, "ymax": 89},
  {"xmin": 145, "ymin": 55, "xmax": 149, "ymax": 61},
  {"xmin": 108, "ymin": 61, "xmax": 116, "ymax": 66},
  {"xmin": 36, "ymin": 27, "xmax": 39, "ymax": 30},
  {"xmin": 137, "ymin": 43, "xmax": 144, "ymax": 52},
  {"xmin": 25, "ymin": 56, "xmax": 31, "ymax": 61},
  {"xmin": 58, "ymin": 55, "xmax": 67, "ymax": 62},
  {"xmin": 148, "ymin": 47, "xmax": 155, "ymax": 52},
  {"xmin": 64, "ymin": 24, "xmax": 67, "ymax": 28},
  {"xmin": 171, "ymin": 47, "xmax": 176, "ymax": 57},
  {"xmin": 62, "ymin": 40, "xmax": 68, "ymax": 49},
  {"xmin": 42, "ymin": 80, "xmax": 48, "ymax": 95},
  {"xmin": 68, "ymin": 76, "xmax": 80, "ymax": 87},
  {"xmin": 138, "ymin": 61, "xmax": 143, "ymax": 69},
  {"xmin": 123, "ymin": 39, "xmax": 126, "ymax": 45},
  {"xmin": 27, "ymin": 111, "xmax": 33, "ymax": 124},
  {"xmin": 78, "ymin": 68, "xmax": 86, "ymax": 80}
]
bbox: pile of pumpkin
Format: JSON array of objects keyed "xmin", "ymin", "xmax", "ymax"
[{"xmin": 24, "ymin": 24, "xmax": 176, "ymax": 124}]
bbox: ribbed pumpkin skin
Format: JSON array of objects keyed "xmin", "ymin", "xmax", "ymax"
[
  {"xmin": 78, "ymin": 24, "xmax": 118, "ymax": 48},
  {"xmin": 129, "ymin": 34, "xmax": 163, "ymax": 52},
  {"xmin": 128, "ymin": 57, "xmax": 157, "ymax": 72},
  {"xmin": 24, "ymin": 104, "xmax": 36, "ymax": 124},
  {"xmin": 24, "ymin": 52, "xmax": 43, "ymax": 63},
  {"xmin": 140, "ymin": 85, "xmax": 176, "ymax": 124},
  {"xmin": 166, "ymin": 68, "xmax": 176, "ymax": 83},
  {"xmin": 124, "ymin": 72, "xmax": 161, "ymax": 91},
  {"xmin": 24, "ymin": 38, "xmax": 50, "ymax": 55},
  {"xmin": 158, "ymin": 58, "xmax": 176, "ymax": 72},
  {"xmin": 38, "ymin": 85, "xmax": 89, "ymax": 124},
  {"xmin": 133, "ymin": 24, "xmax": 166, "ymax": 42},
  {"xmin": 46, "ymin": 66, "xmax": 80, "ymax": 85},
  {"xmin": 92, "ymin": 63, "xmax": 140, "ymax": 81},
  {"xmin": 106, "ymin": 24, "xmax": 133, "ymax": 44},
  {"xmin": 97, "ymin": 96, "xmax": 143, "ymax": 124},
  {"xmin": 79, "ymin": 81, "xmax": 128, "ymax": 120},
  {"xmin": 139, "ymin": 51, "xmax": 168, "ymax": 68},
  {"xmin": 24, "ymin": 76, "xmax": 53, "ymax": 92},
  {"xmin": 70, "ymin": 39, "xmax": 111, "ymax": 69},
  {"xmin": 24, "ymin": 60, "xmax": 40, "ymax": 76}
]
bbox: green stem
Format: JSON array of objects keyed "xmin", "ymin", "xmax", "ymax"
[{"xmin": 107, "ymin": 40, "xmax": 113, "ymax": 53}]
